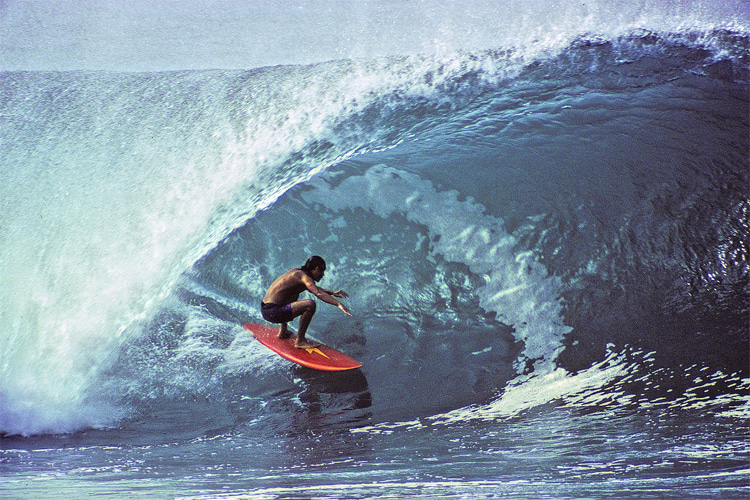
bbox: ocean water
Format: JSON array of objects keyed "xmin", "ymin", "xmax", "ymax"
[{"xmin": 1, "ymin": 1, "xmax": 749, "ymax": 498}]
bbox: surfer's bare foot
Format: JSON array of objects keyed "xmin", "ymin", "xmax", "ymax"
[
  {"xmin": 277, "ymin": 326, "xmax": 292, "ymax": 339},
  {"xmin": 294, "ymin": 339, "xmax": 321, "ymax": 349}
]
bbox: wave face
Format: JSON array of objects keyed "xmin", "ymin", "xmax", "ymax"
[{"xmin": 1, "ymin": 21, "xmax": 748, "ymax": 445}]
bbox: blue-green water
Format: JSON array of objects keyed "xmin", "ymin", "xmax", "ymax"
[{"xmin": 1, "ymin": 3, "xmax": 748, "ymax": 498}]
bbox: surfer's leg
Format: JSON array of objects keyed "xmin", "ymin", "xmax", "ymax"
[
  {"xmin": 261, "ymin": 302, "xmax": 295, "ymax": 338},
  {"xmin": 290, "ymin": 299, "xmax": 319, "ymax": 348}
]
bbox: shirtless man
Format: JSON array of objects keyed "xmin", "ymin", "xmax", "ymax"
[{"xmin": 260, "ymin": 256, "xmax": 352, "ymax": 349}]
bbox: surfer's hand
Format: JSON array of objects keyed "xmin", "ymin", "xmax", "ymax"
[
  {"xmin": 332, "ymin": 290, "xmax": 349, "ymax": 298},
  {"xmin": 339, "ymin": 303, "xmax": 353, "ymax": 316}
]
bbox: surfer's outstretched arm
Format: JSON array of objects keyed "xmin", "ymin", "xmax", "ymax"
[
  {"xmin": 320, "ymin": 287, "xmax": 349, "ymax": 298},
  {"xmin": 304, "ymin": 278, "xmax": 352, "ymax": 316}
]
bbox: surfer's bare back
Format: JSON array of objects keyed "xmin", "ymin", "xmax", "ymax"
[{"xmin": 260, "ymin": 255, "xmax": 352, "ymax": 349}]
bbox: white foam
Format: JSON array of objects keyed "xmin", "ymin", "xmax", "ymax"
[
  {"xmin": 352, "ymin": 345, "xmax": 636, "ymax": 435},
  {"xmin": 0, "ymin": 68, "xmax": 376, "ymax": 435},
  {"xmin": 435, "ymin": 347, "xmax": 635, "ymax": 424}
]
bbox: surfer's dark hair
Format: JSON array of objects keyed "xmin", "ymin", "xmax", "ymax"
[{"xmin": 301, "ymin": 255, "xmax": 326, "ymax": 273}]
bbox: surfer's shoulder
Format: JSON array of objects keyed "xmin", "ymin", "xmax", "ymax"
[{"xmin": 286, "ymin": 267, "xmax": 307, "ymax": 281}]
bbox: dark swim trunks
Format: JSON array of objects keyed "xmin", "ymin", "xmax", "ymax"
[{"xmin": 260, "ymin": 302, "xmax": 295, "ymax": 323}]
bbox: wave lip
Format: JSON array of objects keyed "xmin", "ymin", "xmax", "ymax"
[{"xmin": 1, "ymin": 0, "xmax": 747, "ymax": 71}]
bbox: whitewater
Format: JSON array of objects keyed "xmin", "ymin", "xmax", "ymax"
[{"xmin": 1, "ymin": 1, "xmax": 748, "ymax": 498}]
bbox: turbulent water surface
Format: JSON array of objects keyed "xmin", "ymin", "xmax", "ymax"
[{"xmin": 1, "ymin": 1, "xmax": 749, "ymax": 498}]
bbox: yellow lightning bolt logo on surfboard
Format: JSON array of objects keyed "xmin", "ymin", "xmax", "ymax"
[{"xmin": 305, "ymin": 347, "xmax": 330, "ymax": 358}]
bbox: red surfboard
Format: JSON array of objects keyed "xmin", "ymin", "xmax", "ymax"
[{"xmin": 244, "ymin": 323, "xmax": 362, "ymax": 371}]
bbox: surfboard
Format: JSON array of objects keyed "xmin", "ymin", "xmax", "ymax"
[{"xmin": 243, "ymin": 323, "xmax": 362, "ymax": 371}]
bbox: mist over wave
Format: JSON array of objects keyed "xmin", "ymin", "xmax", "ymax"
[
  {"xmin": 3, "ymin": 0, "xmax": 747, "ymax": 71},
  {"xmin": 1, "ymin": 12, "xmax": 748, "ymax": 438}
]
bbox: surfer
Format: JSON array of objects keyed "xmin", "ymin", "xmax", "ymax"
[{"xmin": 261, "ymin": 255, "xmax": 352, "ymax": 349}]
